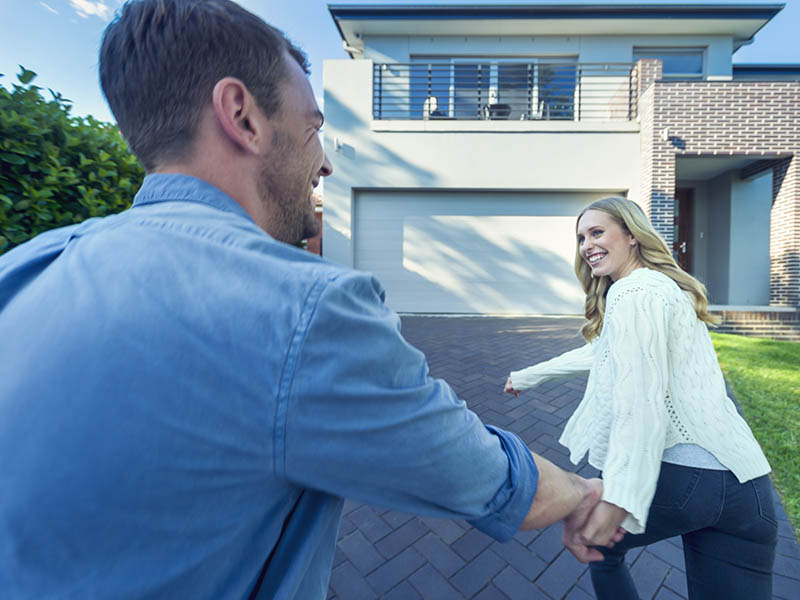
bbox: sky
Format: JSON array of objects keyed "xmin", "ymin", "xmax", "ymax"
[{"xmin": 0, "ymin": 0, "xmax": 798, "ymax": 123}]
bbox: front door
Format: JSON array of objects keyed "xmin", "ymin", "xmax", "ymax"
[{"xmin": 674, "ymin": 188, "xmax": 694, "ymax": 273}]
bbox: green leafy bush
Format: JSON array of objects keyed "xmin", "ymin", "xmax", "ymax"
[{"xmin": 0, "ymin": 67, "xmax": 143, "ymax": 254}]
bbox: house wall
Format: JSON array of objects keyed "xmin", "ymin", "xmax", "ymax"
[
  {"xmin": 325, "ymin": 33, "xmax": 799, "ymax": 308},
  {"xmin": 639, "ymin": 78, "xmax": 800, "ymax": 307},
  {"xmin": 363, "ymin": 34, "xmax": 733, "ymax": 78},
  {"xmin": 323, "ymin": 58, "xmax": 641, "ymax": 268},
  {"xmin": 729, "ymin": 171, "xmax": 772, "ymax": 305},
  {"xmin": 684, "ymin": 172, "xmax": 771, "ymax": 305}
]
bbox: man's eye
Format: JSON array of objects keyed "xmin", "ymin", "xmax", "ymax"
[{"xmin": 593, "ymin": 230, "xmax": 602, "ymax": 236}]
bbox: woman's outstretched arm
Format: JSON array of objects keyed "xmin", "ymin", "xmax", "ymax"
[{"xmin": 506, "ymin": 342, "xmax": 594, "ymax": 394}]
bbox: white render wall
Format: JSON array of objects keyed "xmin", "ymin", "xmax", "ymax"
[
  {"xmin": 698, "ymin": 171, "xmax": 772, "ymax": 305},
  {"xmin": 729, "ymin": 171, "xmax": 771, "ymax": 305},
  {"xmin": 323, "ymin": 58, "xmax": 641, "ymax": 269},
  {"xmin": 363, "ymin": 34, "xmax": 733, "ymax": 77}
]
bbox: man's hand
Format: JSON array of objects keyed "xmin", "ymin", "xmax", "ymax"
[
  {"xmin": 504, "ymin": 377, "xmax": 520, "ymax": 398},
  {"xmin": 561, "ymin": 478, "xmax": 605, "ymax": 562},
  {"xmin": 578, "ymin": 500, "xmax": 629, "ymax": 548}
]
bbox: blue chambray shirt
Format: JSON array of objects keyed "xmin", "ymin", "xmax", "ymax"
[{"xmin": 0, "ymin": 174, "xmax": 538, "ymax": 599}]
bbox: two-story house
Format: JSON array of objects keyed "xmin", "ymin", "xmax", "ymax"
[{"xmin": 322, "ymin": 3, "xmax": 799, "ymax": 326}]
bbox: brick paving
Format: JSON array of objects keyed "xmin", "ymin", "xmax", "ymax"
[{"xmin": 327, "ymin": 316, "xmax": 800, "ymax": 599}]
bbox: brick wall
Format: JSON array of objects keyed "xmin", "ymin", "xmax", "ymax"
[
  {"xmin": 713, "ymin": 308, "xmax": 800, "ymax": 342},
  {"xmin": 635, "ymin": 59, "xmax": 662, "ymax": 219},
  {"xmin": 770, "ymin": 158, "xmax": 800, "ymax": 306},
  {"xmin": 630, "ymin": 58, "xmax": 662, "ymax": 119},
  {"xmin": 635, "ymin": 61, "xmax": 800, "ymax": 306}
]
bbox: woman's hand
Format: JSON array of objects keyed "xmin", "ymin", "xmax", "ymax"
[
  {"xmin": 562, "ymin": 478, "xmax": 605, "ymax": 563},
  {"xmin": 579, "ymin": 500, "xmax": 629, "ymax": 547},
  {"xmin": 504, "ymin": 377, "xmax": 520, "ymax": 397}
]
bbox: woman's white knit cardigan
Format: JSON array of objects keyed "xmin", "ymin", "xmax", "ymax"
[{"xmin": 509, "ymin": 268, "xmax": 770, "ymax": 534}]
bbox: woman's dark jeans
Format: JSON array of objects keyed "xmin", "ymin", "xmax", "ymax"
[{"xmin": 590, "ymin": 462, "xmax": 778, "ymax": 600}]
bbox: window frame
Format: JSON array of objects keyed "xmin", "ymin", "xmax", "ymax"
[
  {"xmin": 632, "ymin": 47, "xmax": 706, "ymax": 79},
  {"xmin": 410, "ymin": 55, "xmax": 577, "ymax": 120}
]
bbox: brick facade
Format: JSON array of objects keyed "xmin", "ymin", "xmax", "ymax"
[
  {"xmin": 713, "ymin": 308, "xmax": 800, "ymax": 341},
  {"xmin": 635, "ymin": 60, "xmax": 800, "ymax": 307}
]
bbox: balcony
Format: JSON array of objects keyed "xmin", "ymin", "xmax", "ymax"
[{"xmin": 372, "ymin": 62, "xmax": 636, "ymax": 122}]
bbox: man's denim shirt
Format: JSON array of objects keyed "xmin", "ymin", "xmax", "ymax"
[{"xmin": 0, "ymin": 174, "xmax": 538, "ymax": 599}]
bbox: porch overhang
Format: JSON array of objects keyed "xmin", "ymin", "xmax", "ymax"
[{"xmin": 675, "ymin": 154, "xmax": 785, "ymax": 181}]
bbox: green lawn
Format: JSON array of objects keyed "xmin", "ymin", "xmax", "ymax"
[{"xmin": 710, "ymin": 332, "xmax": 800, "ymax": 538}]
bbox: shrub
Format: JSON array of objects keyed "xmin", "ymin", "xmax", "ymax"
[{"xmin": 0, "ymin": 67, "xmax": 143, "ymax": 254}]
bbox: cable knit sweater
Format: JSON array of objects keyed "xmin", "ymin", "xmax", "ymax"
[{"xmin": 509, "ymin": 268, "xmax": 770, "ymax": 534}]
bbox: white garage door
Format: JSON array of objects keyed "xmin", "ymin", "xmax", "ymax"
[{"xmin": 354, "ymin": 191, "xmax": 610, "ymax": 314}]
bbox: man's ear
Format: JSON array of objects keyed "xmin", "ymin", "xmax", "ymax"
[{"xmin": 211, "ymin": 77, "xmax": 269, "ymax": 155}]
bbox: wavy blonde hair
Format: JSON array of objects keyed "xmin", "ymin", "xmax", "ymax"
[{"xmin": 575, "ymin": 196, "xmax": 719, "ymax": 341}]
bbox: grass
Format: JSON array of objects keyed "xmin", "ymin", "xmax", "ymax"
[{"xmin": 710, "ymin": 332, "xmax": 800, "ymax": 538}]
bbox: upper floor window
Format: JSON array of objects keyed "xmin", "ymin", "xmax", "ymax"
[
  {"xmin": 409, "ymin": 57, "xmax": 578, "ymax": 120},
  {"xmin": 632, "ymin": 48, "xmax": 704, "ymax": 79}
]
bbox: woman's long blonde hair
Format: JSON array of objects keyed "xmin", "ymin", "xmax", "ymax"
[{"xmin": 575, "ymin": 196, "xmax": 719, "ymax": 341}]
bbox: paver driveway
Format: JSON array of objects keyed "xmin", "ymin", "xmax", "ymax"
[{"xmin": 327, "ymin": 316, "xmax": 800, "ymax": 600}]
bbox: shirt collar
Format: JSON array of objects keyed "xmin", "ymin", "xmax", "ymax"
[{"xmin": 132, "ymin": 173, "xmax": 254, "ymax": 223}]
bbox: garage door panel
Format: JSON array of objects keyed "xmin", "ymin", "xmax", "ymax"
[
  {"xmin": 357, "ymin": 192, "xmax": 591, "ymax": 218},
  {"xmin": 354, "ymin": 191, "xmax": 611, "ymax": 314},
  {"xmin": 403, "ymin": 216, "xmax": 577, "ymax": 282},
  {"xmin": 382, "ymin": 281, "xmax": 581, "ymax": 314}
]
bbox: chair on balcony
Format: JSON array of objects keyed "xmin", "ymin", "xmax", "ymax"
[
  {"xmin": 422, "ymin": 95, "xmax": 447, "ymax": 120},
  {"xmin": 513, "ymin": 99, "xmax": 547, "ymax": 121},
  {"xmin": 480, "ymin": 103, "xmax": 511, "ymax": 120}
]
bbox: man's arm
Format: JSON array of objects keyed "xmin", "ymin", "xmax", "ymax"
[
  {"xmin": 284, "ymin": 270, "xmax": 614, "ymax": 550},
  {"xmin": 522, "ymin": 452, "xmax": 598, "ymax": 529},
  {"xmin": 523, "ymin": 452, "xmax": 621, "ymax": 563}
]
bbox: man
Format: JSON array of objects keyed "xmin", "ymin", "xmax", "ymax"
[{"xmin": 0, "ymin": 1, "xmax": 611, "ymax": 597}]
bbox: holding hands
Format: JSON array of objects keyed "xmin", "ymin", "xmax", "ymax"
[
  {"xmin": 561, "ymin": 481, "xmax": 627, "ymax": 563},
  {"xmin": 561, "ymin": 478, "xmax": 607, "ymax": 562},
  {"xmin": 563, "ymin": 498, "xmax": 628, "ymax": 562},
  {"xmin": 577, "ymin": 500, "xmax": 629, "ymax": 547}
]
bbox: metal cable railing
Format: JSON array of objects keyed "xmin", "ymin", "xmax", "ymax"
[{"xmin": 373, "ymin": 62, "xmax": 636, "ymax": 121}]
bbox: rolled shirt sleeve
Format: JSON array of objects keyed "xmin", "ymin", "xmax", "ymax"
[
  {"xmin": 509, "ymin": 342, "xmax": 594, "ymax": 390},
  {"xmin": 600, "ymin": 288, "xmax": 670, "ymax": 534},
  {"xmin": 279, "ymin": 270, "xmax": 538, "ymax": 542}
]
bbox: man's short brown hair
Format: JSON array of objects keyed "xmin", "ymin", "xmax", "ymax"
[{"xmin": 100, "ymin": 0, "xmax": 307, "ymax": 171}]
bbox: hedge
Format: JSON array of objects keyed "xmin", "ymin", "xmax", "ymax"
[{"xmin": 0, "ymin": 67, "xmax": 143, "ymax": 254}]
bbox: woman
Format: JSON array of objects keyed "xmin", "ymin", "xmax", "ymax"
[{"xmin": 505, "ymin": 197, "xmax": 776, "ymax": 600}]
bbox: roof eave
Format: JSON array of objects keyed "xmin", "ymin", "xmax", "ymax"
[{"xmin": 328, "ymin": 3, "xmax": 784, "ymax": 51}]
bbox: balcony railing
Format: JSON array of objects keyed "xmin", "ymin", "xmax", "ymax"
[{"xmin": 373, "ymin": 62, "xmax": 636, "ymax": 122}]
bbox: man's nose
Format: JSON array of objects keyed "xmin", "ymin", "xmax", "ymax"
[{"xmin": 319, "ymin": 154, "xmax": 333, "ymax": 178}]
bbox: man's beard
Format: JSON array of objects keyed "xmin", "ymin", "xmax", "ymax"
[{"xmin": 257, "ymin": 138, "xmax": 321, "ymax": 245}]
